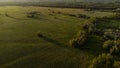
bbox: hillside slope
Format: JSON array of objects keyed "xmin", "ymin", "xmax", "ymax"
[{"xmin": 0, "ymin": 6, "xmax": 114, "ymax": 68}]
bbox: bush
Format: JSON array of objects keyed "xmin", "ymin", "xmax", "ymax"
[
  {"xmin": 103, "ymin": 29, "xmax": 115, "ymax": 40},
  {"xmin": 103, "ymin": 40, "xmax": 114, "ymax": 51},
  {"xmin": 110, "ymin": 46, "xmax": 119, "ymax": 56},
  {"xmin": 83, "ymin": 22, "xmax": 96, "ymax": 34},
  {"xmin": 113, "ymin": 61, "xmax": 120, "ymax": 68},
  {"xmin": 68, "ymin": 14, "xmax": 77, "ymax": 17},
  {"xmin": 69, "ymin": 38, "xmax": 78, "ymax": 47},
  {"xmin": 103, "ymin": 40, "xmax": 120, "ymax": 56},
  {"xmin": 57, "ymin": 11, "xmax": 62, "ymax": 14},
  {"xmin": 77, "ymin": 14, "xmax": 90, "ymax": 19},
  {"xmin": 114, "ymin": 13, "xmax": 120, "ymax": 19},
  {"xmin": 103, "ymin": 29, "xmax": 120, "ymax": 40},
  {"xmin": 52, "ymin": 11, "xmax": 55, "ymax": 13},
  {"xmin": 37, "ymin": 32, "xmax": 44, "ymax": 38},
  {"xmin": 89, "ymin": 53, "xmax": 114, "ymax": 68},
  {"xmin": 94, "ymin": 29, "xmax": 104, "ymax": 35},
  {"xmin": 27, "ymin": 11, "xmax": 39, "ymax": 18},
  {"xmin": 69, "ymin": 31, "xmax": 87, "ymax": 48},
  {"xmin": 110, "ymin": 40, "xmax": 120, "ymax": 56}
]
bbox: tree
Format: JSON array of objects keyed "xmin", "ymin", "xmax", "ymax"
[
  {"xmin": 110, "ymin": 40, "xmax": 120, "ymax": 56},
  {"xmin": 103, "ymin": 29, "xmax": 115, "ymax": 40},
  {"xmin": 77, "ymin": 14, "xmax": 90, "ymax": 19},
  {"xmin": 69, "ymin": 31, "xmax": 87, "ymax": 48},
  {"xmin": 104, "ymin": 29, "xmax": 120, "ymax": 40},
  {"xmin": 83, "ymin": 22, "xmax": 95, "ymax": 34},
  {"xmin": 89, "ymin": 53, "xmax": 114, "ymax": 68},
  {"xmin": 103, "ymin": 40, "xmax": 114, "ymax": 51},
  {"xmin": 113, "ymin": 61, "xmax": 120, "ymax": 68},
  {"xmin": 103, "ymin": 40, "xmax": 120, "ymax": 56}
]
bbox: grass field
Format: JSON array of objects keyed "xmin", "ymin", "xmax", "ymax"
[{"xmin": 0, "ymin": 6, "xmax": 116, "ymax": 68}]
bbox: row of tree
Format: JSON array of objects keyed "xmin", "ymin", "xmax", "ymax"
[
  {"xmin": 69, "ymin": 15, "xmax": 120, "ymax": 67},
  {"xmin": 69, "ymin": 18, "xmax": 96, "ymax": 48},
  {"xmin": 89, "ymin": 16, "xmax": 120, "ymax": 68},
  {"xmin": 89, "ymin": 53, "xmax": 120, "ymax": 68}
]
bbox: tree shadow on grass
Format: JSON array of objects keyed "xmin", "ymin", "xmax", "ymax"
[
  {"xmin": 6, "ymin": 15, "xmax": 28, "ymax": 20},
  {"xmin": 38, "ymin": 35, "xmax": 67, "ymax": 47},
  {"xmin": 7, "ymin": 15, "xmax": 18, "ymax": 19},
  {"xmin": 80, "ymin": 35, "xmax": 103, "ymax": 56}
]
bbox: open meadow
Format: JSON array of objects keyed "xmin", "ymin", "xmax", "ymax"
[{"xmin": 0, "ymin": 6, "xmax": 119, "ymax": 68}]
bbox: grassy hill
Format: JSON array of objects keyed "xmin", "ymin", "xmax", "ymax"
[{"xmin": 0, "ymin": 6, "xmax": 115, "ymax": 68}]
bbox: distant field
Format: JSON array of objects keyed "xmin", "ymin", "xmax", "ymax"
[
  {"xmin": 0, "ymin": 6, "xmax": 115, "ymax": 68},
  {"xmin": 96, "ymin": 19, "xmax": 120, "ymax": 30}
]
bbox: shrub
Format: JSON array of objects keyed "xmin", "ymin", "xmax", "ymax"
[
  {"xmin": 89, "ymin": 53, "xmax": 114, "ymax": 68},
  {"xmin": 110, "ymin": 46, "xmax": 119, "ymax": 56},
  {"xmin": 114, "ymin": 13, "xmax": 120, "ymax": 19},
  {"xmin": 57, "ymin": 11, "xmax": 62, "ymax": 14},
  {"xmin": 110, "ymin": 40, "xmax": 120, "ymax": 56},
  {"xmin": 103, "ymin": 40, "xmax": 114, "ymax": 51},
  {"xmin": 69, "ymin": 38, "xmax": 78, "ymax": 47},
  {"xmin": 76, "ymin": 31, "xmax": 87, "ymax": 43},
  {"xmin": 103, "ymin": 40, "xmax": 120, "ymax": 56},
  {"xmin": 103, "ymin": 29, "xmax": 115, "ymax": 40},
  {"xmin": 51, "ymin": 11, "xmax": 55, "ymax": 13},
  {"xmin": 83, "ymin": 22, "xmax": 96, "ymax": 34},
  {"xmin": 113, "ymin": 61, "xmax": 120, "ymax": 68},
  {"xmin": 69, "ymin": 31, "xmax": 87, "ymax": 48},
  {"xmin": 77, "ymin": 14, "xmax": 90, "ymax": 19},
  {"xmin": 48, "ymin": 9, "xmax": 51, "ymax": 11},
  {"xmin": 103, "ymin": 29, "xmax": 120, "ymax": 40},
  {"xmin": 37, "ymin": 32, "xmax": 44, "ymax": 38},
  {"xmin": 94, "ymin": 29, "xmax": 104, "ymax": 35},
  {"xmin": 27, "ymin": 11, "xmax": 39, "ymax": 18},
  {"xmin": 68, "ymin": 14, "xmax": 77, "ymax": 17}
]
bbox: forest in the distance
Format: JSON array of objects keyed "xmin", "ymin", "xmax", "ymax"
[{"xmin": 0, "ymin": 0, "xmax": 120, "ymax": 9}]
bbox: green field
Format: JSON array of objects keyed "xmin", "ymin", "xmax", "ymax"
[{"xmin": 0, "ymin": 6, "xmax": 116, "ymax": 68}]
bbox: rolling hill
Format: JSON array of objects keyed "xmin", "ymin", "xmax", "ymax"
[{"xmin": 0, "ymin": 6, "xmax": 115, "ymax": 68}]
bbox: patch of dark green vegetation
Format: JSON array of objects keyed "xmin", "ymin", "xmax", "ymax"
[{"xmin": 69, "ymin": 13, "xmax": 120, "ymax": 68}]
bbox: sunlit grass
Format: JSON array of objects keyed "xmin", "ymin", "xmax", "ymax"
[{"xmin": 0, "ymin": 6, "xmax": 115, "ymax": 68}]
